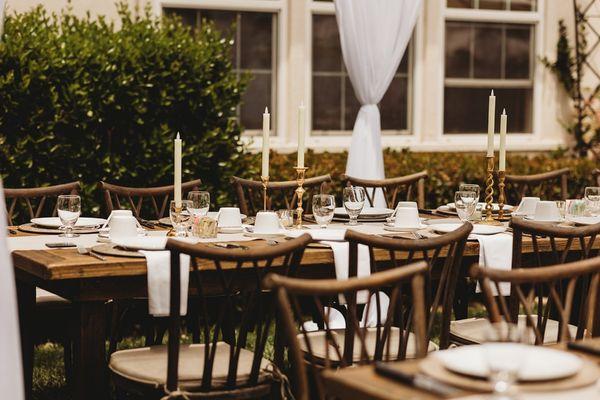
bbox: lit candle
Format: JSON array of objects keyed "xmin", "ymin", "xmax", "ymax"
[
  {"xmin": 297, "ymin": 102, "xmax": 306, "ymax": 168},
  {"xmin": 261, "ymin": 107, "xmax": 270, "ymax": 177},
  {"xmin": 499, "ymin": 109, "xmax": 507, "ymax": 171},
  {"xmin": 174, "ymin": 132, "xmax": 182, "ymax": 207},
  {"xmin": 487, "ymin": 90, "xmax": 496, "ymax": 157}
]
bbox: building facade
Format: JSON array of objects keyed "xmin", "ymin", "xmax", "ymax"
[{"xmin": 5, "ymin": 0, "xmax": 590, "ymax": 154}]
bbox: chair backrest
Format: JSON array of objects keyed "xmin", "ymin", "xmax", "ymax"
[
  {"xmin": 232, "ymin": 175, "xmax": 332, "ymax": 216},
  {"xmin": 470, "ymin": 256, "xmax": 600, "ymax": 345},
  {"xmin": 505, "ymin": 168, "xmax": 570, "ymax": 203},
  {"xmin": 593, "ymin": 169, "xmax": 600, "ymax": 186},
  {"xmin": 99, "ymin": 179, "xmax": 201, "ymax": 219},
  {"xmin": 164, "ymin": 234, "xmax": 312, "ymax": 397},
  {"xmin": 341, "ymin": 171, "xmax": 428, "ymax": 209},
  {"xmin": 264, "ymin": 262, "xmax": 428, "ymax": 400},
  {"xmin": 345, "ymin": 223, "xmax": 472, "ymax": 349},
  {"xmin": 4, "ymin": 181, "xmax": 81, "ymax": 225}
]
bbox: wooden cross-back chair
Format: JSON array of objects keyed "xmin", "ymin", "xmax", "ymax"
[
  {"xmin": 109, "ymin": 234, "xmax": 313, "ymax": 399},
  {"xmin": 593, "ymin": 168, "xmax": 600, "ymax": 186},
  {"xmin": 232, "ymin": 175, "xmax": 332, "ymax": 216},
  {"xmin": 345, "ymin": 223, "xmax": 472, "ymax": 350},
  {"xmin": 4, "ymin": 181, "xmax": 81, "ymax": 225},
  {"xmin": 264, "ymin": 262, "xmax": 428, "ymax": 400},
  {"xmin": 341, "ymin": 171, "xmax": 428, "ymax": 209},
  {"xmin": 471, "ymin": 256, "xmax": 600, "ymax": 345},
  {"xmin": 505, "ymin": 168, "xmax": 570, "ymax": 203},
  {"xmin": 99, "ymin": 179, "xmax": 201, "ymax": 219}
]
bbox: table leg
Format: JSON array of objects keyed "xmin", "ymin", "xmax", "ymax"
[
  {"xmin": 72, "ymin": 301, "xmax": 107, "ymax": 400},
  {"xmin": 16, "ymin": 281, "xmax": 35, "ymax": 400}
]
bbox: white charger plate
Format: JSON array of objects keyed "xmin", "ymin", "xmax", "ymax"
[
  {"xmin": 434, "ymin": 344, "xmax": 582, "ymax": 382},
  {"xmin": 432, "ymin": 223, "xmax": 506, "ymax": 235},
  {"xmin": 383, "ymin": 223, "xmax": 426, "ymax": 232},
  {"xmin": 334, "ymin": 207, "xmax": 394, "ymax": 217},
  {"xmin": 569, "ymin": 216, "xmax": 600, "ymax": 226},
  {"xmin": 31, "ymin": 217, "xmax": 107, "ymax": 229}
]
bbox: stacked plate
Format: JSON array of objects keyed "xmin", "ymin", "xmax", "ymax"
[
  {"xmin": 437, "ymin": 203, "xmax": 514, "ymax": 217},
  {"xmin": 332, "ymin": 207, "xmax": 393, "ymax": 223},
  {"xmin": 20, "ymin": 217, "xmax": 107, "ymax": 234}
]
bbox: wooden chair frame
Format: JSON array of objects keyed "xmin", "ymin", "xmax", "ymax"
[
  {"xmin": 232, "ymin": 175, "xmax": 332, "ymax": 216},
  {"xmin": 593, "ymin": 168, "xmax": 600, "ymax": 186},
  {"xmin": 4, "ymin": 181, "xmax": 81, "ymax": 225},
  {"xmin": 99, "ymin": 179, "xmax": 201, "ymax": 219},
  {"xmin": 505, "ymin": 168, "xmax": 570, "ymax": 202},
  {"xmin": 341, "ymin": 171, "xmax": 428, "ymax": 209}
]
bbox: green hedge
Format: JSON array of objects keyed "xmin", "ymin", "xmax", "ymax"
[{"xmin": 0, "ymin": 3, "xmax": 250, "ymax": 214}]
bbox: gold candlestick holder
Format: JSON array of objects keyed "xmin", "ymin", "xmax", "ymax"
[
  {"xmin": 497, "ymin": 170, "xmax": 506, "ymax": 220},
  {"xmin": 481, "ymin": 156, "xmax": 502, "ymax": 226},
  {"xmin": 261, "ymin": 176, "xmax": 269, "ymax": 211},
  {"xmin": 294, "ymin": 166, "xmax": 308, "ymax": 229}
]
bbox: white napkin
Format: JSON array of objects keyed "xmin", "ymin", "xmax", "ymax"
[
  {"xmin": 474, "ymin": 233, "xmax": 513, "ymax": 296},
  {"xmin": 140, "ymin": 250, "xmax": 190, "ymax": 317}
]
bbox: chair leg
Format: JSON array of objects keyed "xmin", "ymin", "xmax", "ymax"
[{"xmin": 63, "ymin": 338, "xmax": 73, "ymax": 388}]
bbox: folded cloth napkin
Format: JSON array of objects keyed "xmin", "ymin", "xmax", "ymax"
[
  {"xmin": 140, "ymin": 250, "xmax": 191, "ymax": 317},
  {"xmin": 474, "ymin": 233, "xmax": 513, "ymax": 296}
]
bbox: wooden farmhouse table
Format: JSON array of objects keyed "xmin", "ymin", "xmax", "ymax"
[{"xmin": 9, "ymin": 217, "xmax": 599, "ymax": 400}]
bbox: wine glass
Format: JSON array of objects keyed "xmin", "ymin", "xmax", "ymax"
[
  {"xmin": 57, "ymin": 195, "xmax": 81, "ymax": 238},
  {"xmin": 459, "ymin": 183, "xmax": 480, "ymax": 202},
  {"xmin": 343, "ymin": 186, "xmax": 366, "ymax": 226},
  {"xmin": 187, "ymin": 191, "xmax": 210, "ymax": 218},
  {"xmin": 312, "ymin": 194, "xmax": 336, "ymax": 228},
  {"xmin": 565, "ymin": 199, "xmax": 588, "ymax": 221},
  {"xmin": 170, "ymin": 200, "xmax": 193, "ymax": 237},
  {"xmin": 276, "ymin": 209, "xmax": 294, "ymax": 228},
  {"xmin": 584, "ymin": 187, "xmax": 600, "ymax": 216},
  {"xmin": 454, "ymin": 190, "xmax": 477, "ymax": 222}
]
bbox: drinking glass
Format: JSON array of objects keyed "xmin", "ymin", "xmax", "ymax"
[
  {"xmin": 277, "ymin": 209, "xmax": 294, "ymax": 228},
  {"xmin": 343, "ymin": 186, "xmax": 366, "ymax": 226},
  {"xmin": 187, "ymin": 191, "xmax": 210, "ymax": 218},
  {"xmin": 584, "ymin": 187, "xmax": 600, "ymax": 216},
  {"xmin": 555, "ymin": 200, "xmax": 566, "ymax": 219},
  {"xmin": 459, "ymin": 183, "xmax": 481, "ymax": 203},
  {"xmin": 454, "ymin": 191, "xmax": 478, "ymax": 222},
  {"xmin": 57, "ymin": 195, "xmax": 81, "ymax": 238},
  {"xmin": 169, "ymin": 200, "xmax": 193, "ymax": 237},
  {"xmin": 483, "ymin": 322, "xmax": 527, "ymax": 399},
  {"xmin": 312, "ymin": 194, "xmax": 336, "ymax": 228},
  {"xmin": 566, "ymin": 199, "xmax": 588, "ymax": 221}
]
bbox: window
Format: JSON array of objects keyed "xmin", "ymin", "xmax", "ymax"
[
  {"xmin": 164, "ymin": 8, "xmax": 277, "ymax": 134},
  {"xmin": 311, "ymin": 14, "xmax": 412, "ymax": 135},
  {"xmin": 444, "ymin": 2, "xmax": 536, "ymax": 134}
]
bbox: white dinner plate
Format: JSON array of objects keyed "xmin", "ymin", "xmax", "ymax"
[
  {"xmin": 334, "ymin": 207, "xmax": 394, "ymax": 217},
  {"xmin": 432, "ymin": 223, "xmax": 506, "ymax": 235},
  {"xmin": 446, "ymin": 202, "xmax": 514, "ymax": 212},
  {"xmin": 434, "ymin": 344, "xmax": 582, "ymax": 382},
  {"xmin": 524, "ymin": 215, "xmax": 564, "ymax": 224},
  {"xmin": 243, "ymin": 230, "xmax": 287, "ymax": 238},
  {"xmin": 218, "ymin": 226, "xmax": 245, "ymax": 234},
  {"xmin": 113, "ymin": 236, "xmax": 197, "ymax": 251},
  {"xmin": 158, "ymin": 212, "xmax": 247, "ymax": 226},
  {"xmin": 569, "ymin": 216, "xmax": 600, "ymax": 226},
  {"xmin": 383, "ymin": 223, "xmax": 426, "ymax": 232},
  {"xmin": 31, "ymin": 217, "xmax": 107, "ymax": 229}
]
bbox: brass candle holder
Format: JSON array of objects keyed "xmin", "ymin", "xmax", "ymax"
[
  {"xmin": 294, "ymin": 166, "xmax": 308, "ymax": 229},
  {"xmin": 497, "ymin": 170, "xmax": 506, "ymax": 220},
  {"xmin": 261, "ymin": 176, "xmax": 269, "ymax": 211},
  {"xmin": 481, "ymin": 156, "xmax": 502, "ymax": 226}
]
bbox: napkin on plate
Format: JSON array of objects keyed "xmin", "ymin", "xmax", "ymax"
[{"xmin": 473, "ymin": 233, "xmax": 512, "ymax": 296}]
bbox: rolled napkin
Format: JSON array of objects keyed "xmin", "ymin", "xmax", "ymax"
[
  {"xmin": 474, "ymin": 233, "xmax": 512, "ymax": 296},
  {"xmin": 140, "ymin": 250, "xmax": 191, "ymax": 317}
]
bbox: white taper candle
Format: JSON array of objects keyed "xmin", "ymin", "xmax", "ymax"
[
  {"xmin": 499, "ymin": 109, "xmax": 507, "ymax": 171},
  {"xmin": 297, "ymin": 102, "xmax": 306, "ymax": 168},
  {"xmin": 487, "ymin": 90, "xmax": 496, "ymax": 157},
  {"xmin": 261, "ymin": 107, "xmax": 270, "ymax": 177},
  {"xmin": 174, "ymin": 132, "xmax": 182, "ymax": 207}
]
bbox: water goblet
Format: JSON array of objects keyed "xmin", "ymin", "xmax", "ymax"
[
  {"xmin": 312, "ymin": 194, "xmax": 335, "ymax": 228},
  {"xmin": 57, "ymin": 195, "xmax": 81, "ymax": 238},
  {"xmin": 187, "ymin": 191, "xmax": 210, "ymax": 218},
  {"xmin": 459, "ymin": 183, "xmax": 481, "ymax": 203},
  {"xmin": 170, "ymin": 200, "xmax": 193, "ymax": 237},
  {"xmin": 343, "ymin": 186, "xmax": 366, "ymax": 226},
  {"xmin": 584, "ymin": 187, "xmax": 600, "ymax": 216},
  {"xmin": 454, "ymin": 190, "xmax": 477, "ymax": 222},
  {"xmin": 276, "ymin": 209, "xmax": 294, "ymax": 228},
  {"xmin": 565, "ymin": 199, "xmax": 588, "ymax": 221}
]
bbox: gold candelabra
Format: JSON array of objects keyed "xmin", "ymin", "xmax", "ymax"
[
  {"xmin": 294, "ymin": 166, "xmax": 308, "ymax": 229},
  {"xmin": 497, "ymin": 170, "xmax": 506, "ymax": 220},
  {"xmin": 481, "ymin": 156, "xmax": 502, "ymax": 225},
  {"xmin": 261, "ymin": 176, "xmax": 269, "ymax": 211}
]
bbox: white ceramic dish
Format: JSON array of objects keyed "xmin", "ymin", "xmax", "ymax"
[
  {"xmin": 434, "ymin": 344, "xmax": 582, "ymax": 382},
  {"xmin": 31, "ymin": 217, "xmax": 107, "ymax": 229},
  {"xmin": 383, "ymin": 223, "xmax": 426, "ymax": 232},
  {"xmin": 334, "ymin": 207, "xmax": 394, "ymax": 217},
  {"xmin": 569, "ymin": 216, "xmax": 600, "ymax": 226},
  {"xmin": 432, "ymin": 223, "xmax": 506, "ymax": 235}
]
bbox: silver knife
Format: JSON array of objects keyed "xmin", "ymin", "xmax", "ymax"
[{"xmin": 375, "ymin": 362, "xmax": 460, "ymax": 397}]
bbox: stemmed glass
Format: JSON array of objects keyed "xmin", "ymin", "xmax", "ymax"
[
  {"xmin": 57, "ymin": 195, "xmax": 81, "ymax": 238},
  {"xmin": 170, "ymin": 200, "xmax": 193, "ymax": 237},
  {"xmin": 584, "ymin": 187, "xmax": 600, "ymax": 216},
  {"xmin": 187, "ymin": 191, "xmax": 210, "ymax": 218},
  {"xmin": 343, "ymin": 186, "xmax": 366, "ymax": 226},
  {"xmin": 454, "ymin": 190, "xmax": 478, "ymax": 222},
  {"xmin": 460, "ymin": 183, "xmax": 481, "ymax": 213},
  {"xmin": 312, "ymin": 194, "xmax": 335, "ymax": 228}
]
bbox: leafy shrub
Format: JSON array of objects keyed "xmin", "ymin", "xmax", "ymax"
[{"xmin": 0, "ymin": 3, "xmax": 249, "ymax": 214}]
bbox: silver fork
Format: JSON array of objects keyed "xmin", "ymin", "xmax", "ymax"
[{"xmin": 77, "ymin": 245, "xmax": 106, "ymax": 261}]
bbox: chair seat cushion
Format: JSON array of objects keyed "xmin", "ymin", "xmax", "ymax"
[
  {"xmin": 450, "ymin": 315, "xmax": 579, "ymax": 345},
  {"xmin": 298, "ymin": 327, "xmax": 438, "ymax": 363},
  {"xmin": 109, "ymin": 342, "xmax": 273, "ymax": 390},
  {"xmin": 36, "ymin": 288, "xmax": 69, "ymax": 305}
]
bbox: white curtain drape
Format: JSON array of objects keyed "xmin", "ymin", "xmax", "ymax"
[
  {"xmin": 334, "ymin": 0, "xmax": 422, "ymax": 206},
  {"xmin": 0, "ymin": 0, "xmax": 5, "ymax": 38},
  {"xmin": 0, "ymin": 180, "xmax": 25, "ymax": 400}
]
